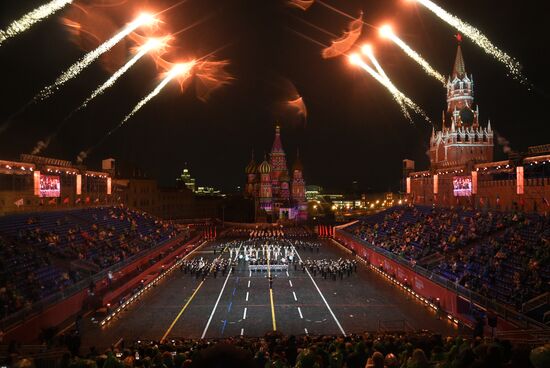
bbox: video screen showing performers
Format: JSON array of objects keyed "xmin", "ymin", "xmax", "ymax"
[
  {"xmin": 453, "ymin": 176, "xmax": 472, "ymax": 197},
  {"xmin": 39, "ymin": 175, "xmax": 61, "ymax": 198}
]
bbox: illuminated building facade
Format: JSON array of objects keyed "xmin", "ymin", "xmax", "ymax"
[
  {"xmin": 429, "ymin": 44, "xmax": 494, "ymax": 169},
  {"xmin": 406, "ymin": 45, "xmax": 550, "ymax": 213},
  {"xmin": 244, "ymin": 126, "xmax": 307, "ymax": 222},
  {"xmin": 176, "ymin": 166, "xmax": 196, "ymax": 192}
]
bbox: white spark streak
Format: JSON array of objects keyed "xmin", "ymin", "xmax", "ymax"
[
  {"xmin": 36, "ymin": 13, "xmax": 155, "ymax": 100},
  {"xmin": 362, "ymin": 46, "xmax": 412, "ymax": 122},
  {"xmin": 78, "ymin": 40, "xmax": 161, "ymax": 110},
  {"xmin": 119, "ymin": 62, "xmax": 194, "ymax": 128},
  {"xmin": 415, "ymin": 0, "xmax": 525, "ymax": 83},
  {"xmin": 0, "ymin": 0, "xmax": 73, "ymax": 46},
  {"xmin": 381, "ymin": 28, "xmax": 445, "ymax": 85},
  {"xmin": 352, "ymin": 54, "xmax": 428, "ymax": 123}
]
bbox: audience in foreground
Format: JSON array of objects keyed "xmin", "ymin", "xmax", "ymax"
[{"xmin": 4, "ymin": 331, "xmax": 549, "ymax": 368}]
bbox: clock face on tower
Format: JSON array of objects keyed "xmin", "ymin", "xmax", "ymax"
[{"xmin": 459, "ymin": 107, "xmax": 475, "ymax": 126}]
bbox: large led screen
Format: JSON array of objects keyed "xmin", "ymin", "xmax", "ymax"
[
  {"xmin": 40, "ymin": 175, "xmax": 60, "ymax": 198},
  {"xmin": 453, "ymin": 176, "xmax": 472, "ymax": 197}
]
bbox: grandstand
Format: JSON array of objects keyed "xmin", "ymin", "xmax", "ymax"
[
  {"xmin": 0, "ymin": 206, "xmax": 194, "ymax": 342},
  {"xmin": 1, "ymin": 206, "xmax": 549, "ymax": 367},
  {"xmin": 339, "ymin": 205, "xmax": 550, "ymax": 326}
]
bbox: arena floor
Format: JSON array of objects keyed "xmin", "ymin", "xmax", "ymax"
[{"xmin": 80, "ymin": 239, "xmax": 466, "ymax": 348}]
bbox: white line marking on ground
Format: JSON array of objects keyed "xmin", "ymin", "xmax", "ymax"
[
  {"xmin": 298, "ymin": 307, "xmax": 303, "ymax": 319},
  {"xmin": 294, "ymin": 247, "xmax": 347, "ymax": 336},
  {"xmin": 200, "ymin": 246, "xmax": 241, "ymax": 339},
  {"xmin": 289, "ymin": 280, "xmax": 293, "ymax": 287},
  {"xmin": 249, "ymin": 270, "xmax": 252, "ymax": 277},
  {"xmin": 304, "ymin": 328, "xmax": 309, "ymax": 335},
  {"xmin": 248, "ymin": 280, "xmax": 251, "ymax": 288},
  {"xmin": 293, "ymin": 291, "xmax": 298, "ymax": 301},
  {"xmin": 243, "ymin": 307, "xmax": 247, "ymax": 320},
  {"xmin": 246, "ymin": 291, "xmax": 249, "ymax": 301},
  {"xmin": 286, "ymin": 270, "xmax": 289, "ymax": 277},
  {"xmin": 240, "ymin": 328, "xmax": 244, "ymax": 336}
]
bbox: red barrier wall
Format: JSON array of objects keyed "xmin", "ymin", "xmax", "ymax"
[
  {"xmin": 5, "ymin": 234, "xmax": 201, "ymax": 343},
  {"xmin": 335, "ymin": 231, "xmax": 529, "ymax": 332},
  {"xmin": 102, "ymin": 238, "xmax": 204, "ymax": 305},
  {"xmin": 335, "ymin": 231, "xmax": 461, "ymax": 321}
]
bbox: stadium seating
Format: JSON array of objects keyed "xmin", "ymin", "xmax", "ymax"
[
  {"xmin": 349, "ymin": 206, "xmax": 512, "ymax": 261},
  {"xmin": 0, "ymin": 207, "xmax": 180, "ymax": 319},
  {"xmin": 346, "ymin": 206, "xmax": 550, "ymax": 311},
  {"xmin": 436, "ymin": 213, "xmax": 550, "ymax": 308}
]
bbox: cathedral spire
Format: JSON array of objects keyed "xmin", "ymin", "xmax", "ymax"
[{"xmin": 271, "ymin": 125, "xmax": 284, "ymax": 154}]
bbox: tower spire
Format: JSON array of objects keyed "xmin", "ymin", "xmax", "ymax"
[
  {"xmin": 271, "ymin": 124, "xmax": 284, "ymax": 153},
  {"xmin": 452, "ymin": 43, "xmax": 466, "ymax": 79}
]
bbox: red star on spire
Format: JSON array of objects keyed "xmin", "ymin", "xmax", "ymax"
[{"xmin": 455, "ymin": 33, "xmax": 462, "ymax": 43}]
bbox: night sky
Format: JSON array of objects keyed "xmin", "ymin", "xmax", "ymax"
[{"xmin": 0, "ymin": 0, "xmax": 548, "ymax": 193}]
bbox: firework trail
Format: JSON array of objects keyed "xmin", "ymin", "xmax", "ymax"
[
  {"xmin": 122, "ymin": 62, "xmax": 194, "ymax": 123},
  {"xmin": 31, "ymin": 39, "xmax": 166, "ymax": 155},
  {"xmin": 35, "ymin": 13, "xmax": 156, "ymax": 100},
  {"xmin": 379, "ymin": 25, "xmax": 445, "ymax": 86},
  {"xmin": 0, "ymin": 0, "xmax": 73, "ymax": 47},
  {"xmin": 77, "ymin": 62, "xmax": 195, "ymax": 163},
  {"xmin": 361, "ymin": 45, "xmax": 411, "ymax": 122},
  {"xmin": 412, "ymin": 0, "xmax": 525, "ymax": 83},
  {"xmin": 79, "ymin": 38, "xmax": 166, "ymax": 110},
  {"xmin": 361, "ymin": 45, "xmax": 388, "ymax": 80},
  {"xmin": 350, "ymin": 53, "xmax": 430, "ymax": 123}
]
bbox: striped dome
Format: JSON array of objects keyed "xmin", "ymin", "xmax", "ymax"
[
  {"xmin": 258, "ymin": 159, "xmax": 272, "ymax": 174},
  {"xmin": 245, "ymin": 159, "xmax": 257, "ymax": 174}
]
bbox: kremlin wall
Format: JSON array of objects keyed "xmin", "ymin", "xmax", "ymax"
[{"xmin": 405, "ymin": 45, "xmax": 550, "ymax": 213}]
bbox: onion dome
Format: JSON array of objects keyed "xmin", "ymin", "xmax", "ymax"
[
  {"xmin": 258, "ymin": 157, "xmax": 272, "ymax": 174},
  {"xmin": 245, "ymin": 154, "xmax": 257, "ymax": 174}
]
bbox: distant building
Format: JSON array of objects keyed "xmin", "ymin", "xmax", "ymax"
[
  {"xmin": 244, "ymin": 126, "xmax": 307, "ymax": 222},
  {"xmin": 306, "ymin": 185, "xmax": 323, "ymax": 201},
  {"xmin": 0, "ymin": 154, "xmax": 111, "ymax": 215},
  {"xmin": 176, "ymin": 166, "xmax": 196, "ymax": 192},
  {"xmin": 428, "ymin": 43, "xmax": 494, "ymax": 170},
  {"xmin": 406, "ymin": 43, "xmax": 549, "ymax": 213}
]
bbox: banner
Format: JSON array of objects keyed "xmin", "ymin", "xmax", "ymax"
[{"xmin": 516, "ymin": 166, "xmax": 524, "ymax": 195}]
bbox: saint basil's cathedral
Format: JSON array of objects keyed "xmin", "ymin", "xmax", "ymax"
[{"xmin": 244, "ymin": 126, "xmax": 307, "ymax": 222}]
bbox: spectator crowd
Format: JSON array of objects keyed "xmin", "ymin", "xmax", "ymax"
[{"xmin": 4, "ymin": 331, "xmax": 549, "ymax": 368}]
